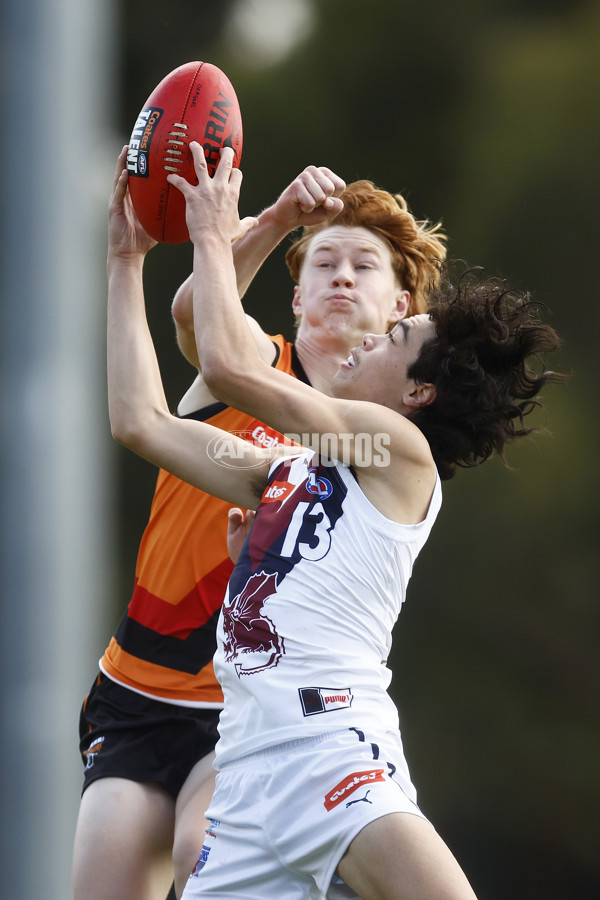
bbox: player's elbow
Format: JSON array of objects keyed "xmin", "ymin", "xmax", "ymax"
[
  {"xmin": 201, "ymin": 358, "xmax": 238, "ymax": 401},
  {"xmin": 110, "ymin": 417, "xmax": 141, "ymax": 452},
  {"xmin": 203, "ymin": 357, "xmax": 267, "ymax": 408},
  {"xmin": 109, "ymin": 406, "xmax": 154, "ymax": 456}
]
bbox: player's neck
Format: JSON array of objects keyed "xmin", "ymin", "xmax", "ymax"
[{"xmin": 295, "ymin": 335, "xmax": 348, "ymax": 396}]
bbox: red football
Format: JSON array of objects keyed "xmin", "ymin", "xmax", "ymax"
[{"xmin": 126, "ymin": 61, "xmax": 243, "ymax": 244}]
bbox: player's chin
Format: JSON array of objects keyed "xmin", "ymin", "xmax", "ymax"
[
  {"xmin": 330, "ymin": 367, "xmax": 352, "ymax": 397},
  {"xmin": 319, "ymin": 310, "xmax": 360, "ymax": 336}
]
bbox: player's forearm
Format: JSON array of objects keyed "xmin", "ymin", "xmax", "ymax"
[
  {"xmin": 192, "ymin": 236, "xmax": 267, "ymax": 405},
  {"xmin": 172, "ymin": 202, "xmax": 289, "ymax": 357},
  {"xmin": 107, "ymin": 255, "xmax": 170, "ymax": 452},
  {"xmin": 232, "ymin": 202, "xmax": 292, "ymax": 298}
]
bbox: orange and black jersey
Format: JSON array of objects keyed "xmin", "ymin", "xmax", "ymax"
[{"xmin": 100, "ymin": 337, "xmax": 307, "ymax": 706}]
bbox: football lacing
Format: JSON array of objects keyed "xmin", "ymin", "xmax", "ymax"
[{"xmin": 164, "ymin": 123, "xmax": 189, "ymax": 172}]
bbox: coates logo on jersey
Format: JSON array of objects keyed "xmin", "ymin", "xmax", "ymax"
[
  {"xmin": 222, "ymin": 570, "xmax": 285, "ymax": 676},
  {"xmin": 324, "ymin": 769, "xmax": 385, "ymax": 811},
  {"xmin": 246, "ymin": 421, "xmax": 296, "ymax": 450}
]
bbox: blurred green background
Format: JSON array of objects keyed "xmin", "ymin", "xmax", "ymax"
[{"xmin": 110, "ymin": 1, "xmax": 599, "ymax": 897}]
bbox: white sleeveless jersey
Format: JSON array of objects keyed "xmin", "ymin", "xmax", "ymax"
[{"xmin": 213, "ymin": 451, "xmax": 442, "ymax": 766}]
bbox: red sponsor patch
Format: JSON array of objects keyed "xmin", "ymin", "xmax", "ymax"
[
  {"xmin": 324, "ymin": 769, "xmax": 385, "ymax": 811},
  {"xmin": 243, "ymin": 421, "xmax": 296, "ymax": 450},
  {"xmin": 262, "ymin": 480, "xmax": 294, "ymax": 503}
]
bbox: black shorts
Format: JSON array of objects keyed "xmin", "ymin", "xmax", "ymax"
[{"xmin": 78, "ymin": 673, "xmax": 221, "ymax": 799}]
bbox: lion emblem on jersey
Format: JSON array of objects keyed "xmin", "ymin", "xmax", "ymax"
[{"xmin": 222, "ymin": 570, "xmax": 285, "ymax": 676}]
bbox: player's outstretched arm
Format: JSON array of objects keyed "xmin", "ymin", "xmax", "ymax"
[
  {"xmin": 171, "ymin": 164, "xmax": 346, "ymax": 367},
  {"xmin": 167, "ymin": 144, "xmax": 437, "ymax": 526},
  {"xmin": 166, "ymin": 143, "xmax": 373, "ymax": 446},
  {"xmin": 107, "ymin": 147, "xmax": 272, "ymax": 509},
  {"xmin": 231, "ymin": 162, "xmax": 346, "ymax": 296}
]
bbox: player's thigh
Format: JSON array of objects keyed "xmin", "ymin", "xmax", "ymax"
[
  {"xmin": 73, "ymin": 776, "xmax": 176, "ymax": 900},
  {"xmin": 337, "ymin": 811, "xmax": 478, "ymax": 900},
  {"xmin": 173, "ymin": 752, "xmax": 217, "ymax": 895}
]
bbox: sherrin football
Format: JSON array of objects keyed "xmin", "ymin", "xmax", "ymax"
[{"xmin": 126, "ymin": 61, "xmax": 243, "ymax": 244}]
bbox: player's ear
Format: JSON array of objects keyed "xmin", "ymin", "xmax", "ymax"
[
  {"xmin": 388, "ymin": 290, "xmax": 410, "ymax": 325},
  {"xmin": 403, "ymin": 383, "xmax": 436, "ymax": 409},
  {"xmin": 292, "ymin": 285, "xmax": 303, "ymax": 317}
]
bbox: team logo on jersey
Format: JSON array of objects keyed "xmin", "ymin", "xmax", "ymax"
[
  {"xmin": 324, "ymin": 769, "xmax": 385, "ymax": 811},
  {"xmin": 83, "ymin": 736, "xmax": 105, "ymax": 770},
  {"xmin": 222, "ymin": 455, "xmax": 347, "ymax": 677},
  {"xmin": 299, "ymin": 687, "xmax": 353, "ymax": 716},
  {"xmin": 306, "ymin": 466, "xmax": 333, "ymax": 499},
  {"xmin": 222, "ymin": 570, "xmax": 284, "ymax": 676}
]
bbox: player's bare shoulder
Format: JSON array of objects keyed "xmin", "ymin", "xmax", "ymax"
[{"xmin": 350, "ymin": 404, "xmax": 437, "ymax": 525}]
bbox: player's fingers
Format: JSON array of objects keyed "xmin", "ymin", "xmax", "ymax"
[
  {"xmin": 314, "ymin": 167, "xmax": 346, "ymax": 197},
  {"xmin": 227, "ymin": 507, "xmax": 244, "ymax": 528},
  {"xmin": 189, "ymin": 141, "xmax": 209, "ymax": 179},
  {"xmin": 298, "ymin": 169, "xmax": 328, "ymax": 203},
  {"xmin": 112, "ymin": 146, "xmax": 129, "ymax": 191},
  {"xmin": 297, "ymin": 167, "xmax": 343, "ymax": 211},
  {"xmin": 291, "ymin": 179, "xmax": 320, "ymax": 213},
  {"xmin": 218, "ymin": 145, "xmax": 236, "ymax": 172},
  {"xmin": 115, "ymin": 144, "xmax": 128, "ymax": 171},
  {"xmin": 111, "ymin": 168, "xmax": 129, "ymax": 204},
  {"xmin": 306, "ymin": 168, "xmax": 346, "ymax": 207},
  {"xmin": 228, "ymin": 166, "xmax": 244, "ymax": 192},
  {"xmin": 166, "ymin": 171, "xmax": 189, "ymax": 195},
  {"xmin": 323, "ymin": 196, "xmax": 344, "ymax": 215},
  {"xmin": 291, "ymin": 171, "xmax": 332, "ymax": 213},
  {"xmin": 304, "ymin": 169, "xmax": 345, "ymax": 218}
]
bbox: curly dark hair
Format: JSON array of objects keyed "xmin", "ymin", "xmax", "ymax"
[{"xmin": 407, "ymin": 271, "xmax": 565, "ymax": 481}]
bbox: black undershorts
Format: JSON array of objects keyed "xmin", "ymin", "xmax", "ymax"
[{"xmin": 78, "ymin": 672, "xmax": 221, "ymax": 799}]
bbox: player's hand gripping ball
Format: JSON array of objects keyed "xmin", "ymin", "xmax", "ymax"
[{"xmin": 126, "ymin": 61, "xmax": 243, "ymax": 243}]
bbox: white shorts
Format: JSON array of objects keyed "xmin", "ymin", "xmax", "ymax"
[{"xmin": 181, "ymin": 726, "xmax": 427, "ymax": 900}]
